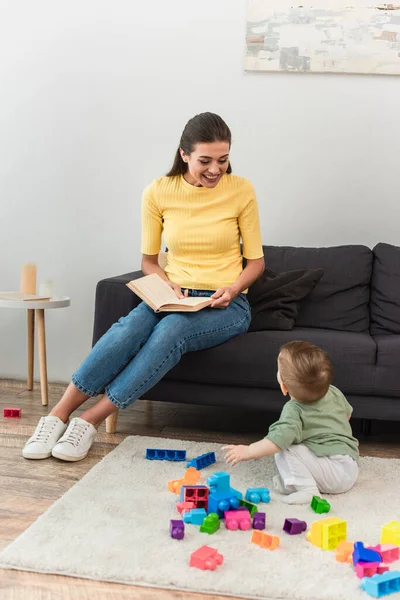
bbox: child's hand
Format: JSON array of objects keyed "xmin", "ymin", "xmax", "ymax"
[{"xmin": 223, "ymin": 444, "xmax": 252, "ymax": 466}]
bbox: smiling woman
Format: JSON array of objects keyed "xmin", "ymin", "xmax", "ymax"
[{"xmin": 22, "ymin": 112, "xmax": 265, "ymax": 461}]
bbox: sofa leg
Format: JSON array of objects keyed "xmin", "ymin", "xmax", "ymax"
[
  {"xmin": 106, "ymin": 410, "xmax": 118, "ymax": 434},
  {"xmin": 360, "ymin": 418, "xmax": 372, "ymax": 437}
]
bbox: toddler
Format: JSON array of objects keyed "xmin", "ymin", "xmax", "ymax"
[{"xmin": 224, "ymin": 341, "xmax": 359, "ymax": 504}]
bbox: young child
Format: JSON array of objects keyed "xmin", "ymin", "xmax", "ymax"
[{"xmin": 224, "ymin": 341, "xmax": 359, "ymax": 505}]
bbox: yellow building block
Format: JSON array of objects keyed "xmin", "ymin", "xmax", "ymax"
[
  {"xmin": 381, "ymin": 521, "xmax": 400, "ymax": 546},
  {"xmin": 306, "ymin": 517, "xmax": 347, "ymax": 550}
]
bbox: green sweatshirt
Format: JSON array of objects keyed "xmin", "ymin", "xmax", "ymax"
[{"xmin": 266, "ymin": 385, "xmax": 359, "ymax": 461}]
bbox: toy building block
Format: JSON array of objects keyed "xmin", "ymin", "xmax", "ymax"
[
  {"xmin": 3, "ymin": 408, "xmax": 21, "ymax": 418},
  {"xmin": 361, "ymin": 571, "xmax": 400, "ymax": 598},
  {"xmin": 239, "ymin": 499, "xmax": 258, "ymax": 517},
  {"xmin": 180, "ymin": 485, "xmax": 209, "ymax": 510},
  {"xmin": 251, "ymin": 530, "xmax": 280, "ymax": 550},
  {"xmin": 306, "ymin": 517, "xmax": 347, "ymax": 550},
  {"xmin": 253, "ymin": 512, "xmax": 266, "ymax": 530},
  {"xmin": 176, "ymin": 501, "xmax": 195, "ymax": 515},
  {"xmin": 146, "ymin": 448, "xmax": 186, "ymax": 461},
  {"xmin": 170, "ymin": 519, "xmax": 184, "ymax": 540},
  {"xmin": 200, "ymin": 513, "xmax": 220, "ymax": 534},
  {"xmin": 283, "ymin": 518, "xmax": 307, "ymax": 535},
  {"xmin": 187, "ymin": 452, "xmax": 216, "ymax": 470},
  {"xmin": 207, "ymin": 472, "xmax": 232, "ymax": 493},
  {"xmin": 353, "ymin": 542, "xmax": 382, "ymax": 566},
  {"xmin": 335, "ymin": 540, "xmax": 354, "ymax": 562},
  {"xmin": 224, "ymin": 508, "xmax": 251, "ymax": 531},
  {"xmin": 208, "ymin": 494, "xmax": 240, "ymax": 517},
  {"xmin": 381, "ymin": 522, "xmax": 400, "ymax": 546},
  {"xmin": 245, "ymin": 487, "xmax": 270, "ymax": 504},
  {"xmin": 369, "ymin": 545, "xmax": 400, "ymax": 564},
  {"xmin": 310, "ymin": 495, "xmax": 330, "ymax": 514},
  {"xmin": 356, "ymin": 562, "xmax": 389, "ymax": 579},
  {"xmin": 168, "ymin": 467, "xmax": 200, "ymax": 494},
  {"xmin": 183, "ymin": 508, "xmax": 207, "ymax": 526},
  {"xmin": 189, "ymin": 545, "xmax": 223, "ymax": 570}
]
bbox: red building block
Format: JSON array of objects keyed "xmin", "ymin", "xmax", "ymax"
[
  {"xmin": 4, "ymin": 408, "xmax": 21, "ymax": 418},
  {"xmin": 189, "ymin": 545, "xmax": 224, "ymax": 571},
  {"xmin": 182, "ymin": 486, "xmax": 209, "ymax": 510}
]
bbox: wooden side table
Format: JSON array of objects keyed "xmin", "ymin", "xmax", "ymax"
[{"xmin": 0, "ymin": 296, "xmax": 71, "ymax": 406}]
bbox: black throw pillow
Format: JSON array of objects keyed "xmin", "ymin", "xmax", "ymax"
[{"xmin": 247, "ymin": 268, "xmax": 324, "ymax": 332}]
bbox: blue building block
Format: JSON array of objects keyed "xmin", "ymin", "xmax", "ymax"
[
  {"xmin": 361, "ymin": 571, "xmax": 400, "ymax": 598},
  {"xmin": 183, "ymin": 508, "xmax": 207, "ymax": 525},
  {"xmin": 245, "ymin": 487, "xmax": 271, "ymax": 504},
  {"xmin": 187, "ymin": 452, "xmax": 216, "ymax": 470},
  {"xmin": 353, "ymin": 541, "xmax": 382, "ymax": 566},
  {"xmin": 206, "ymin": 472, "xmax": 242, "ymax": 517},
  {"xmin": 146, "ymin": 448, "xmax": 186, "ymax": 461}
]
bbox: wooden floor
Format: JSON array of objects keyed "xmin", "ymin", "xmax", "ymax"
[{"xmin": 1, "ymin": 380, "xmax": 400, "ymax": 600}]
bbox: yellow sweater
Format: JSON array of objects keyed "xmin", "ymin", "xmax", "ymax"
[{"xmin": 141, "ymin": 174, "xmax": 263, "ymax": 291}]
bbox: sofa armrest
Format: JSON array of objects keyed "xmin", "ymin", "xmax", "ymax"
[{"xmin": 92, "ymin": 270, "xmax": 143, "ymax": 346}]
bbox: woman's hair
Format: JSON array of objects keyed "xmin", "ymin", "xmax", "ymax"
[
  {"xmin": 278, "ymin": 341, "xmax": 333, "ymax": 403},
  {"xmin": 166, "ymin": 112, "xmax": 232, "ymax": 177}
]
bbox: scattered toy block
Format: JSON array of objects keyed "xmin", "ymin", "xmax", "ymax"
[
  {"xmin": 206, "ymin": 473, "xmax": 242, "ymax": 517},
  {"xmin": 310, "ymin": 495, "xmax": 330, "ymax": 514},
  {"xmin": 3, "ymin": 408, "xmax": 21, "ymax": 418},
  {"xmin": 361, "ymin": 571, "xmax": 400, "ymax": 598},
  {"xmin": 369, "ymin": 545, "xmax": 400, "ymax": 564},
  {"xmin": 170, "ymin": 519, "xmax": 184, "ymax": 540},
  {"xmin": 189, "ymin": 545, "xmax": 223, "ymax": 570},
  {"xmin": 207, "ymin": 472, "xmax": 232, "ymax": 493},
  {"xmin": 176, "ymin": 501, "xmax": 195, "ymax": 515},
  {"xmin": 239, "ymin": 499, "xmax": 258, "ymax": 517},
  {"xmin": 183, "ymin": 508, "xmax": 207, "ymax": 525},
  {"xmin": 180, "ymin": 485, "xmax": 209, "ymax": 510},
  {"xmin": 168, "ymin": 467, "xmax": 200, "ymax": 494},
  {"xmin": 224, "ymin": 508, "xmax": 251, "ymax": 531},
  {"xmin": 245, "ymin": 487, "xmax": 270, "ymax": 504},
  {"xmin": 356, "ymin": 562, "xmax": 389, "ymax": 579},
  {"xmin": 253, "ymin": 512, "xmax": 266, "ymax": 530},
  {"xmin": 306, "ymin": 517, "xmax": 346, "ymax": 550},
  {"xmin": 187, "ymin": 452, "xmax": 216, "ymax": 470},
  {"xmin": 251, "ymin": 530, "xmax": 280, "ymax": 550},
  {"xmin": 283, "ymin": 518, "xmax": 307, "ymax": 535},
  {"xmin": 381, "ymin": 522, "xmax": 400, "ymax": 546},
  {"xmin": 146, "ymin": 448, "xmax": 186, "ymax": 461},
  {"xmin": 336, "ymin": 540, "xmax": 354, "ymax": 562},
  {"xmin": 200, "ymin": 513, "xmax": 220, "ymax": 535},
  {"xmin": 353, "ymin": 542, "xmax": 382, "ymax": 566}
]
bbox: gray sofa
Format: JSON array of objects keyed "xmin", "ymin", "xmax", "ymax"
[{"xmin": 93, "ymin": 243, "xmax": 400, "ymax": 425}]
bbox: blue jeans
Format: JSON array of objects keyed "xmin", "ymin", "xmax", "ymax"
[{"xmin": 72, "ymin": 290, "xmax": 251, "ymax": 409}]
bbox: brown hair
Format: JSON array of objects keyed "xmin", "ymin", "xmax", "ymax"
[
  {"xmin": 278, "ymin": 341, "xmax": 333, "ymax": 403},
  {"xmin": 166, "ymin": 112, "xmax": 232, "ymax": 177}
]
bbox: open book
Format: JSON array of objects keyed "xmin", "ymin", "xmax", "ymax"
[{"xmin": 126, "ymin": 273, "xmax": 212, "ymax": 313}]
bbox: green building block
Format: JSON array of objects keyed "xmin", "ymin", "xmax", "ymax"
[
  {"xmin": 311, "ymin": 496, "xmax": 330, "ymax": 514},
  {"xmin": 200, "ymin": 512, "xmax": 220, "ymax": 534},
  {"xmin": 239, "ymin": 499, "xmax": 258, "ymax": 517}
]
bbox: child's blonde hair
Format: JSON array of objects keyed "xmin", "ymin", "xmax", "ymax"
[{"xmin": 278, "ymin": 341, "xmax": 333, "ymax": 403}]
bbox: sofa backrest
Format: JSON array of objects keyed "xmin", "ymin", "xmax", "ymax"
[
  {"xmin": 262, "ymin": 245, "xmax": 372, "ymax": 332},
  {"xmin": 370, "ymin": 243, "xmax": 400, "ymax": 335}
]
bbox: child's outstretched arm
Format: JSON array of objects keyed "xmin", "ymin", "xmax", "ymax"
[{"xmin": 223, "ymin": 439, "xmax": 280, "ymax": 466}]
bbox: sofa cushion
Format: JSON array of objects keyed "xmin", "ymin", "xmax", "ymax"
[
  {"xmin": 247, "ymin": 268, "xmax": 324, "ymax": 332},
  {"xmin": 370, "ymin": 243, "xmax": 400, "ymax": 335},
  {"xmin": 373, "ymin": 335, "xmax": 400, "ymax": 398},
  {"xmin": 261, "ymin": 245, "xmax": 372, "ymax": 332},
  {"xmin": 165, "ymin": 328, "xmax": 377, "ymax": 396}
]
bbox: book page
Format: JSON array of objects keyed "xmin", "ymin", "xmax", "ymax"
[{"xmin": 129, "ymin": 274, "xmax": 179, "ymax": 308}]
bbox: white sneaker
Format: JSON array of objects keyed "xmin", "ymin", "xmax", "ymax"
[
  {"xmin": 51, "ymin": 417, "xmax": 97, "ymax": 462},
  {"xmin": 22, "ymin": 416, "xmax": 67, "ymax": 460}
]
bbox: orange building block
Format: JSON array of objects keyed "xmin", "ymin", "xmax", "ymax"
[
  {"xmin": 335, "ymin": 540, "xmax": 354, "ymax": 562},
  {"xmin": 168, "ymin": 467, "xmax": 200, "ymax": 494},
  {"xmin": 251, "ymin": 530, "xmax": 280, "ymax": 550}
]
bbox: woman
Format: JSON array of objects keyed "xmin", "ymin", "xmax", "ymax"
[{"xmin": 23, "ymin": 112, "xmax": 265, "ymax": 462}]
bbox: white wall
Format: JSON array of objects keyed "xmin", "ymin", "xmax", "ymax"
[{"xmin": 1, "ymin": 0, "xmax": 399, "ymax": 382}]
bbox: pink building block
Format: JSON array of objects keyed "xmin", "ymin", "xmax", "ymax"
[
  {"xmin": 369, "ymin": 544, "xmax": 399, "ymax": 563},
  {"xmin": 224, "ymin": 508, "xmax": 251, "ymax": 531},
  {"xmin": 176, "ymin": 501, "xmax": 195, "ymax": 515},
  {"xmin": 189, "ymin": 545, "xmax": 224, "ymax": 571},
  {"xmin": 355, "ymin": 562, "xmax": 389, "ymax": 579}
]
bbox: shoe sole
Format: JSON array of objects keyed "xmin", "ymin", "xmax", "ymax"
[
  {"xmin": 22, "ymin": 451, "xmax": 52, "ymax": 460},
  {"xmin": 51, "ymin": 449, "xmax": 89, "ymax": 462}
]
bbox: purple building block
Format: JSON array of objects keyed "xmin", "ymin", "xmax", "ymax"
[
  {"xmin": 253, "ymin": 512, "xmax": 266, "ymax": 530},
  {"xmin": 283, "ymin": 518, "xmax": 307, "ymax": 535},
  {"xmin": 170, "ymin": 519, "xmax": 185, "ymax": 540}
]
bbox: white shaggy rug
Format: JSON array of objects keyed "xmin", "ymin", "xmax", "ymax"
[{"xmin": 1, "ymin": 436, "xmax": 400, "ymax": 600}]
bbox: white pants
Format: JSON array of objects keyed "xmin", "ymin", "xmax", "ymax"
[{"xmin": 275, "ymin": 443, "xmax": 358, "ymax": 495}]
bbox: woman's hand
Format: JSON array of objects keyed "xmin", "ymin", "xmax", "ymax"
[
  {"xmin": 167, "ymin": 282, "xmax": 188, "ymax": 299},
  {"xmin": 210, "ymin": 286, "xmax": 237, "ymax": 308},
  {"xmin": 223, "ymin": 444, "xmax": 252, "ymax": 466}
]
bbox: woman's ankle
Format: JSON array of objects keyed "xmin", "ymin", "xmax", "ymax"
[{"xmin": 48, "ymin": 410, "xmax": 69, "ymax": 424}]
